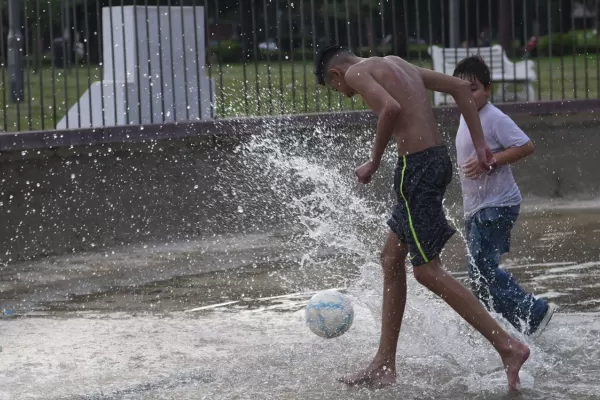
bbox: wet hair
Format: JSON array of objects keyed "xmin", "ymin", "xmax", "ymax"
[
  {"xmin": 452, "ymin": 55, "xmax": 491, "ymax": 88},
  {"xmin": 313, "ymin": 45, "xmax": 352, "ymax": 85}
]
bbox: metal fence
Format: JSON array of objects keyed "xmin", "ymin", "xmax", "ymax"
[{"xmin": 1, "ymin": 0, "xmax": 599, "ymax": 132}]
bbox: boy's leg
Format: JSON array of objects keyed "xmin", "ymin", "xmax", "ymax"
[
  {"xmin": 411, "ymin": 258, "xmax": 529, "ymax": 390},
  {"xmin": 397, "ymin": 146, "xmax": 529, "ymax": 390},
  {"xmin": 339, "ymin": 231, "xmax": 408, "ymax": 387},
  {"xmin": 465, "ymin": 215, "xmax": 495, "ymax": 309},
  {"xmin": 466, "ymin": 207, "xmax": 549, "ymax": 334}
]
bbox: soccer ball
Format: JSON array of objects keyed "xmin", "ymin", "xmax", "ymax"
[{"xmin": 305, "ymin": 289, "xmax": 354, "ymax": 339}]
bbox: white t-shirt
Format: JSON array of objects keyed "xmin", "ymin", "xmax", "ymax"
[{"xmin": 455, "ymin": 103, "xmax": 531, "ymax": 218}]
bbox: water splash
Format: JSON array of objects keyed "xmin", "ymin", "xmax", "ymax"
[
  {"xmin": 236, "ymin": 123, "xmax": 505, "ymax": 380},
  {"xmin": 231, "ymin": 121, "xmax": 600, "ymax": 398},
  {"xmin": 2, "ymin": 121, "xmax": 600, "ymax": 399}
]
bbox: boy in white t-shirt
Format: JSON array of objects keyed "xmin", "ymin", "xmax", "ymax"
[{"xmin": 453, "ymin": 56, "xmax": 556, "ymax": 337}]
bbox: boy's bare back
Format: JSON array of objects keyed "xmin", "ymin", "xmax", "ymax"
[
  {"xmin": 346, "ymin": 56, "xmax": 443, "ymax": 155},
  {"xmin": 315, "ymin": 46, "xmax": 495, "ymax": 177}
]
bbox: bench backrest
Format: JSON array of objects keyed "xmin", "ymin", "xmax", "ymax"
[{"xmin": 429, "ymin": 45, "xmax": 507, "ymax": 75}]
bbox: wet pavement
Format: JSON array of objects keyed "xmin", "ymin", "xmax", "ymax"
[
  {"xmin": 1, "ymin": 208, "xmax": 600, "ymax": 399},
  {"xmin": 2, "ymin": 207, "xmax": 599, "ymax": 315}
]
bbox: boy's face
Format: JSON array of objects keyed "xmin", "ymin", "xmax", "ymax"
[
  {"xmin": 459, "ymin": 75, "xmax": 491, "ymax": 110},
  {"xmin": 326, "ymin": 69, "xmax": 357, "ymax": 98}
]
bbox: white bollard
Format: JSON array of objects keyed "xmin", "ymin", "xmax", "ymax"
[{"xmin": 57, "ymin": 6, "xmax": 215, "ymax": 130}]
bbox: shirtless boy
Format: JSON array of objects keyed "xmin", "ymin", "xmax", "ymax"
[{"xmin": 313, "ymin": 45, "xmax": 530, "ymax": 391}]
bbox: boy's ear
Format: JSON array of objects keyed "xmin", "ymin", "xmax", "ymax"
[
  {"xmin": 484, "ymin": 84, "xmax": 493, "ymax": 96},
  {"xmin": 328, "ymin": 68, "xmax": 343, "ymax": 78}
]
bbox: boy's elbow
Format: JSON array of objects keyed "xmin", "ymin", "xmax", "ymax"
[
  {"xmin": 451, "ymin": 80, "xmax": 472, "ymax": 100},
  {"xmin": 390, "ymin": 105, "xmax": 402, "ymax": 117},
  {"xmin": 524, "ymin": 141, "xmax": 535, "ymax": 155},
  {"xmin": 383, "ymin": 104, "xmax": 402, "ymax": 118}
]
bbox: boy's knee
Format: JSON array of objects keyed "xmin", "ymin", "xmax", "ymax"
[
  {"xmin": 380, "ymin": 243, "xmax": 408, "ymax": 277},
  {"xmin": 469, "ymin": 253, "xmax": 500, "ymax": 281},
  {"xmin": 413, "ymin": 266, "xmax": 434, "ymax": 287},
  {"xmin": 412, "ymin": 259, "xmax": 443, "ymax": 287}
]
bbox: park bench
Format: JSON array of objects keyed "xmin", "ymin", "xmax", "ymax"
[{"xmin": 428, "ymin": 45, "xmax": 537, "ymax": 106}]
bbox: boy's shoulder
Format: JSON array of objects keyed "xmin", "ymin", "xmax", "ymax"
[
  {"xmin": 479, "ymin": 104, "xmax": 516, "ymax": 128},
  {"xmin": 346, "ymin": 56, "xmax": 393, "ymax": 77},
  {"xmin": 460, "ymin": 103, "xmax": 501, "ymax": 128},
  {"xmin": 354, "ymin": 55, "xmax": 409, "ymax": 70},
  {"xmin": 483, "ymin": 104, "xmax": 529, "ymax": 144},
  {"xmin": 480, "ymin": 103, "xmax": 506, "ymax": 119}
]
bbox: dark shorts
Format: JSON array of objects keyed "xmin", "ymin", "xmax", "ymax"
[{"xmin": 387, "ymin": 145, "xmax": 456, "ymax": 266}]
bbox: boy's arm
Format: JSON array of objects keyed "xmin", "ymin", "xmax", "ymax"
[
  {"xmin": 493, "ymin": 115, "xmax": 534, "ymax": 166},
  {"xmin": 345, "ymin": 68, "xmax": 402, "ymax": 168},
  {"xmin": 417, "ymin": 67, "xmax": 496, "ymax": 171},
  {"xmin": 493, "ymin": 142, "xmax": 534, "ymax": 166},
  {"xmin": 463, "ymin": 142, "xmax": 534, "ymax": 179},
  {"xmin": 462, "ymin": 115, "xmax": 534, "ymax": 179}
]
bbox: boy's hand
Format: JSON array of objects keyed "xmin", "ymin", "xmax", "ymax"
[
  {"xmin": 465, "ymin": 147, "xmax": 497, "ymax": 179},
  {"xmin": 475, "ymin": 145, "xmax": 497, "ymax": 175},
  {"xmin": 355, "ymin": 160, "xmax": 379, "ymax": 184},
  {"xmin": 462, "ymin": 158, "xmax": 483, "ymax": 179}
]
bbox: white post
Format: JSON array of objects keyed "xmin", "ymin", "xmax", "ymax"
[{"xmin": 57, "ymin": 6, "xmax": 215, "ymax": 130}]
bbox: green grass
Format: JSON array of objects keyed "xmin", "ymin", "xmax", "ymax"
[
  {"xmin": 1, "ymin": 54, "xmax": 599, "ymax": 132},
  {"xmin": 536, "ymin": 54, "xmax": 600, "ymax": 100},
  {"xmin": 0, "ymin": 65, "xmax": 103, "ymax": 133}
]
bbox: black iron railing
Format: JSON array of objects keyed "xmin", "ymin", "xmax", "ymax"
[{"xmin": 0, "ymin": 0, "xmax": 598, "ymax": 132}]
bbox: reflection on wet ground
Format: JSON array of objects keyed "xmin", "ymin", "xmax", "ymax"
[
  {"xmin": 1, "ymin": 209, "xmax": 599, "ymax": 400},
  {"xmin": 2, "ymin": 209, "xmax": 597, "ymax": 315}
]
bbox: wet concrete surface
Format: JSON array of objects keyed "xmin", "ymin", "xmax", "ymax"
[
  {"xmin": 2, "ymin": 121, "xmax": 600, "ymax": 398},
  {"xmin": 1, "ymin": 208, "xmax": 599, "ymax": 316},
  {"xmin": 2, "ymin": 115, "xmax": 600, "ymax": 264},
  {"xmin": 0, "ymin": 208, "xmax": 599, "ymax": 400}
]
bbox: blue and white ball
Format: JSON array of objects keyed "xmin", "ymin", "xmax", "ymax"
[{"xmin": 305, "ymin": 289, "xmax": 354, "ymax": 339}]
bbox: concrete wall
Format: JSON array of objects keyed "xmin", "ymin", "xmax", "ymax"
[
  {"xmin": 1, "ymin": 113, "xmax": 599, "ymax": 264},
  {"xmin": 0, "ymin": 135, "xmax": 283, "ymax": 264}
]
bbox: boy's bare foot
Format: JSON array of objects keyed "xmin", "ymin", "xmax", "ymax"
[
  {"xmin": 338, "ymin": 363, "xmax": 396, "ymax": 388},
  {"xmin": 501, "ymin": 342, "xmax": 530, "ymax": 391}
]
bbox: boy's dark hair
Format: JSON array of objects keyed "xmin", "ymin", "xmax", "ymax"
[
  {"xmin": 452, "ymin": 55, "xmax": 491, "ymax": 88},
  {"xmin": 313, "ymin": 45, "xmax": 351, "ymax": 85}
]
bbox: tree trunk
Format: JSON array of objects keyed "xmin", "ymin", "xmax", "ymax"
[
  {"xmin": 393, "ymin": 1, "xmax": 408, "ymax": 57},
  {"xmin": 240, "ymin": 0, "xmax": 254, "ymax": 60},
  {"xmin": 560, "ymin": 0, "xmax": 573, "ymax": 34},
  {"xmin": 498, "ymin": 0, "xmax": 513, "ymax": 56},
  {"xmin": 366, "ymin": 16, "xmax": 375, "ymax": 54},
  {"xmin": 323, "ymin": 0, "xmax": 330, "ymax": 44},
  {"xmin": 597, "ymin": 2, "xmax": 600, "ymax": 35}
]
